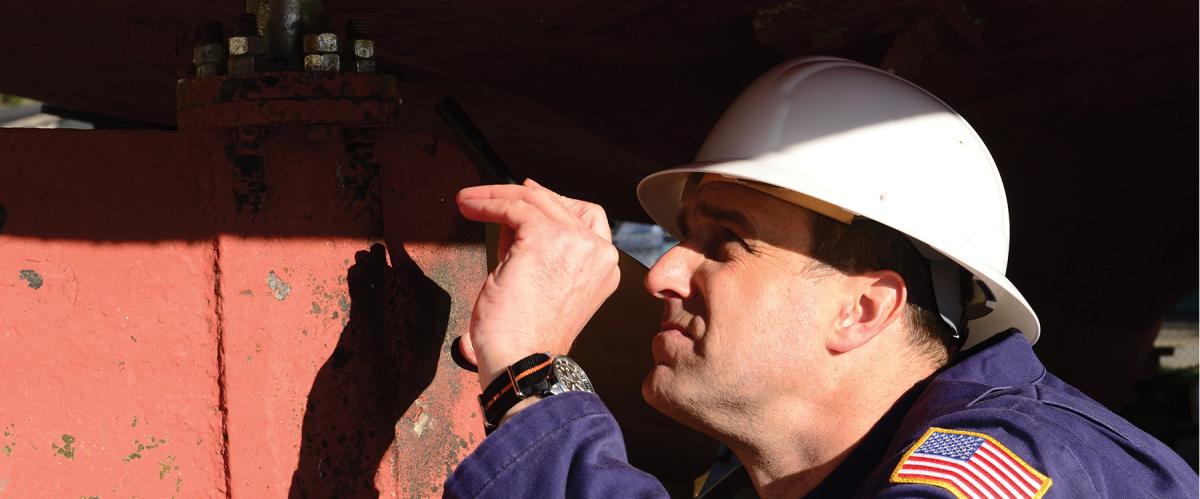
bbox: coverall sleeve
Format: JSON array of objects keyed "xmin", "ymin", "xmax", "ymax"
[{"xmin": 443, "ymin": 391, "xmax": 669, "ymax": 499}]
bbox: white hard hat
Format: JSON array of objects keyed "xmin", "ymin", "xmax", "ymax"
[{"xmin": 637, "ymin": 56, "xmax": 1039, "ymax": 348}]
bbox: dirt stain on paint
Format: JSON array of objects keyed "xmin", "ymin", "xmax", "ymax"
[
  {"xmin": 18, "ymin": 269, "xmax": 42, "ymax": 290},
  {"xmin": 267, "ymin": 271, "xmax": 291, "ymax": 300}
]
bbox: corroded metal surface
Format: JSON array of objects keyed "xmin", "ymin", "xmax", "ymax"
[
  {"xmin": 0, "ymin": 130, "xmax": 226, "ymax": 497},
  {"xmin": 176, "ymin": 72, "xmax": 400, "ymax": 130},
  {"xmin": 0, "ymin": 127, "xmax": 491, "ymax": 496}
]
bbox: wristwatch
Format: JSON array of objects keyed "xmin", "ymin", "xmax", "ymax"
[{"xmin": 478, "ymin": 353, "xmax": 595, "ymax": 433}]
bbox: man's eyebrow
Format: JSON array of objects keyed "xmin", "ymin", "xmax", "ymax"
[{"xmin": 677, "ymin": 201, "xmax": 753, "ymax": 236}]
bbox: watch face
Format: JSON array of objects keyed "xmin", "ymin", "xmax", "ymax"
[{"xmin": 550, "ymin": 356, "xmax": 595, "ymax": 395}]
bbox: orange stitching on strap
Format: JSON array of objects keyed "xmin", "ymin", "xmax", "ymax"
[{"xmin": 482, "ymin": 357, "xmax": 555, "ymax": 411}]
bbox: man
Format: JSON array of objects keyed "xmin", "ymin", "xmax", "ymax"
[{"xmin": 443, "ymin": 57, "xmax": 1198, "ymax": 498}]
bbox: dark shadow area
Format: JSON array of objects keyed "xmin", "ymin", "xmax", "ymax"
[{"xmin": 289, "ymin": 242, "xmax": 450, "ymax": 498}]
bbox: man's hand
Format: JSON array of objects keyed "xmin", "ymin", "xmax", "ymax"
[{"xmin": 456, "ymin": 179, "xmax": 620, "ymax": 389}]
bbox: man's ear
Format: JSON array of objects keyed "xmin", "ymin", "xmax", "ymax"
[{"xmin": 828, "ymin": 270, "xmax": 907, "ymax": 353}]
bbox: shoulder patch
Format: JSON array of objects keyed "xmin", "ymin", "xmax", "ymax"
[{"xmin": 890, "ymin": 427, "xmax": 1052, "ymax": 499}]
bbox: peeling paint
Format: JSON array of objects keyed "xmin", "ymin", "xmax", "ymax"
[
  {"xmin": 18, "ymin": 269, "xmax": 43, "ymax": 289},
  {"xmin": 123, "ymin": 435, "xmax": 166, "ymax": 462},
  {"xmin": 159, "ymin": 454, "xmax": 178, "ymax": 479},
  {"xmin": 413, "ymin": 413, "xmax": 430, "ymax": 437},
  {"xmin": 51, "ymin": 434, "xmax": 75, "ymax": 460},
  {"xmin": 267, "ymin": 271, "xmax": 291, "ymax": 300}
]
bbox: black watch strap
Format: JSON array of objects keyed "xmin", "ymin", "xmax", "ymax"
[{"xmin": 478, "ymin": 353, "xmax": 556, "ymax": 433}]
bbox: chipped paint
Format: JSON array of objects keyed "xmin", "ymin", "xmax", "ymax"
[
  {"xmin": 266, "ymin": 271, "xmax": 291, "ymax": 300},
  {"xmin": 123, "ymin": 435, "xmax": 166, "ymax": 462},
  {"xmin": 158, "ymin": 455, "xmax": 177, "ymax": 479},
  {"xmin": 413, "ymin": 412, "xmax": 431, "ymax": 437},
  {"xmin": 51, "ymin": 434, "xmax": 75, "ymax": 460},
  {"xmin": 18, "ymin": 269, "xmax": 42, "ymax": 289}
]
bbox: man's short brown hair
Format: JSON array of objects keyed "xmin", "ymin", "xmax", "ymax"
[{"xmin": 805, "ymin": 214, "xmax": 958, "ymax": 364}]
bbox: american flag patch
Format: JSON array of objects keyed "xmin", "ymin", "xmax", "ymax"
[{"xmin": 890, "ymin": 427, "xmax": 1052, "ymax": 499}]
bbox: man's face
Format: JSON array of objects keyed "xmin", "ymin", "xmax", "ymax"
[{"xmin": 642, "ymin": 181, "xmax": 845, "ymax": 432}]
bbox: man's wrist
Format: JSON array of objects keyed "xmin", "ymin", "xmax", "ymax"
[
  {"xmin": 476, "ymin": 349, "xmax": 538, "ymax": 389},
  {"xmin": 496, "ymin": 396, "xmax": 543, "ymax": 427}
]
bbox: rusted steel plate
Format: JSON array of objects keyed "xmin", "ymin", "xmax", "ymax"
[
  {"xmin": 178, "ymin": 72, "xmax": 399, "ymax": 107},
  {"xmin": 178, "ymin": 100, "xmax": 400, "ymax": 131},
  {"xmin": 0, "ymin": 130, "xmax": 226, "ymax": 497},
  {"xmin": 375, "ymin": 132, "xmax": 489, "ymax": 496},
  {"xmin": 207, "ymin": 129, "xmax": 487, "ymax": 497},
  {"xmin": 177, "ymin": 72, "xmax": 401, "ymax": 130}
]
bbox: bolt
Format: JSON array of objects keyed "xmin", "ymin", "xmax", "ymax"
[
  {"xmin": 228, "ymin": 14, "xmax": 266, "ymax": 75},
  {"xmin": 344, "ymin": 19, "xmax": 376, "ymax": 73},
  {"xmin": 349, "ymin": 58, "xmax": 376, "ymax": 73},
  {"xmin": 303, "ymin": 31, "xmax": 340, "ymax": 71},
  {"xmin": 346, "ymin": 19, "xmax": 370, "ymax": 39},
  {"xmin": 351, "ymin": 39, "xmax": 375, "ymax": 59},
  {"xmin": 303, "ymin": 53, "xmax": 340, "ymax": 72},
  {"xmin": 303, "ymin": 33, "xmax": 339, "ymax": 54},
  {"xmin": 193, "ymin": 20, "xmax": 227, "ymax": 78}
]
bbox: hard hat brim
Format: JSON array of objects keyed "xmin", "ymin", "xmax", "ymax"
[{"xmin": 637, "ymin": 162, "xmax": 1041, "ymax": 349}]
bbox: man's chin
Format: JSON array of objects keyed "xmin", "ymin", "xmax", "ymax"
[
  {"xmin": 640, "ymin": 369, "xmax": 721, "ymax": 438},
  {"xmin": 641, "ymin": 366, "xmax": 684, "ymax": 416}
]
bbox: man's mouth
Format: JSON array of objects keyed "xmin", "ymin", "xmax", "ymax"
[{"xmin": 659, "ymin": 321, "xmax": 692, "ymax": 339}]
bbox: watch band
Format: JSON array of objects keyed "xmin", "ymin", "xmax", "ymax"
[{"xmin": 478, "ymin": 353, "xmax": 556, "ymax": 433}]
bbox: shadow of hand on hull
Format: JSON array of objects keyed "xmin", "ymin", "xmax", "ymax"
[{"xmin": 290, "ymin": 243, "xmax": 450, "ymax": 498}]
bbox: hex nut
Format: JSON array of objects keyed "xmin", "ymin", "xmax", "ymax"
[
  {"xmin": 229, "ymin": 36, "xmax": 266, "ymax": 56},
  {"xmin": 304, "ymin": 53, "xmax": 341, "ymax": 71},
  {"xmin": 351, "ymin": 39, "xmax": 374, "ymax": 59},
  {"xmin": 351, "ymin": 58, "xmax": 376, "ymax": 73},
  {"xmin": 195, "ymin": 62, "xmax": 223, "ymax": 78},
  {"xmin": 303, "ymin": 33, "xmax": 339, "ymax": 54},
  {"xmin": 193, "ymin": 43, "xmax": 227, "ymax": 64},
  {"xmin": 228, "ymin": 55, "xmax": 266, "ymax": 75}
]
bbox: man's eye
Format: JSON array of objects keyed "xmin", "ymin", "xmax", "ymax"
[{"xmin": 703, "ymin": 229, "xmax": 746, "ymax": 260}]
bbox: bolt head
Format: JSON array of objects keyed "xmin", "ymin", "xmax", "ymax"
[
  {"xmin": 228, "ymin": 36, "xmax": 266, "ymax": 56},
  {"xmin": 303, "ymin": 53, "xmax": 341, "ymax": 72},
  {"xmin": 351, "ymin": 39, "xmax": 375, "ymax": 59},
  {"xmin": 193, "ymin": 43, "xmax": 226, "ymax": 64},
  {"xmin": 303, "ymin": 33, "xmax": 339, "ymax": 54}
]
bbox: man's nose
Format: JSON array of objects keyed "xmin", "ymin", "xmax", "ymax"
[{"xmin": 644, "ymin": 244, "xmax": 700, "ymax": 300}]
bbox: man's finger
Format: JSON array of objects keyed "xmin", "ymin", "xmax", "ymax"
[
  {"xmin": 459, "ymin": 183, "xmax": 581, "ymax": 228},
  {"xmin": 458, "ymin": 197, "xmax": 544, "ymax": 229},
  {"xmin": 525, "ymin": 179, "xmax": 612, "ymax": 241}
]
